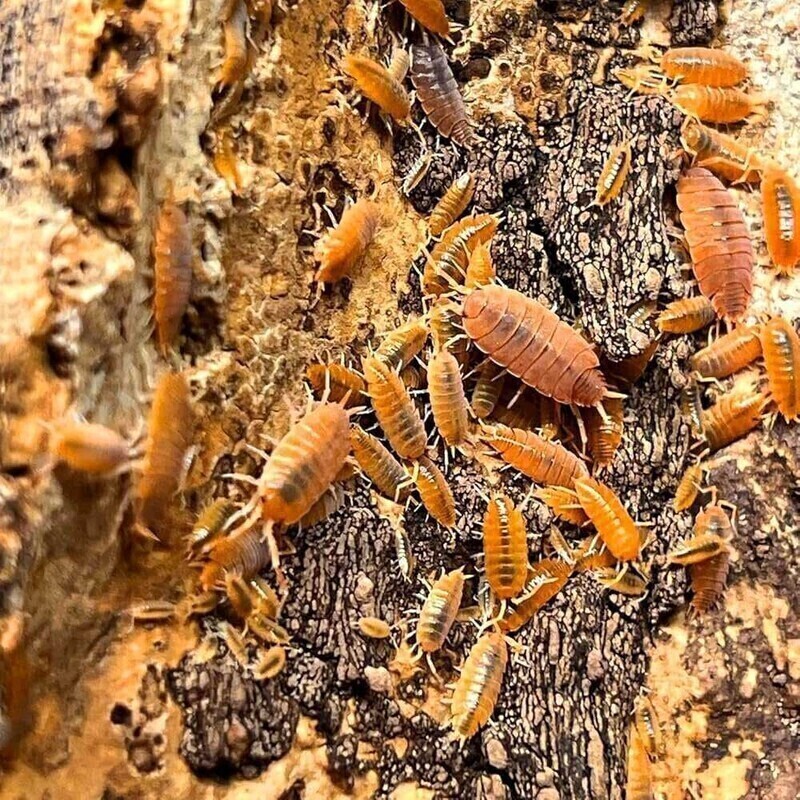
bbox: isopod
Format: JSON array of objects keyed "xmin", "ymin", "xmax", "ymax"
[
  {"xmin": 677, "ymin": 167, "xmax": 753, "ymax": 321},
  {"xmin": 471, "ymin": 361, "xmax": 506, "ymax": 419},
  {"xmin": 375, "ymin": 318, "xmax": 428, "ymax": 371},
  {"xmin": 681, "ymin": 375, "xmax": 705, "ymax": 436},
  {"xmin": 429, "ymin": 298, "xmax": 468, "ymax": 362},
  {"xmin": 464, "ymin": 285, "xmax": 607, "ymax": 405},
  {"xmin": 250, "ymin": 576, "xmax": 281, "ymax": 620},
  {"xmin": 126, "ymin": 600, "xmax": 177, "ymax": 624},
  {"xmin": 362, "ymin": 356, "xmax": 427, "ymax": 458},
  {"xmin": 681, "ymin": 120, "xmax": 763, "ymax": 184},
  {"xmin": 407, "ymin": 455, "xmax": 456, "ymax": 527},
  {"xmin": 760, "ymin": 316, "xmax": 800, "ymax": 420},
  {"xmin": 225, "ymin": 573, "xmax": 255, "ymax": 619},
  {"xmin": 690, "ymin": 326, "xmax": 762, "ymax": 379},
  {"xmin": 595, "ymin": 567, "xmax": 648, "ymax": 596},
  {"xmin": 218, "ymin": 0, "xmax": 250, "ymax": 88},
  {"xmin": 660, "ymin": 47, "xmax": 747, "ymax": 87},
  {"xmin": 465, "ymin": 242, "xmax": 495, "ymax": 289},
  {"xmin": 483, "ymin": 494, "xmax": 529, "ymax": 600},
  {"xmin": 657, "ymin": 296, "xmax": 716, "ymax": 334},
  {"xmin": 591, "ymin": 140, "xmax": 632, "ymax": 207},
  {"xmin": 668, "ymin": 532, "xmax": 728, "ymax": 566},
  {"xmin": 200, "ymin": 528, "xmax": 270, "ymax": 591},
  {"xmin": 427, "ymin": 348, "xmax": 470, "ymax": 447},
  {"xmin": 136, "ymin": 372, "xmax": 194, "ymax": 535},
  {"xmin": 306, "ymin": 363, "xmax": 366, "ymax": 408},
  {"xmin": 762, "ymin": 165, "xmax": 800, "ymax": 273},
  {"xmin": 153, "ymin": 200, "xmax": 192, "ymax": 355},
  {"xmin": 672, "ymin": 85, "xmax": 766, "ymax": 125},
  {"xmin": 401, "ymin": 362, "xmax": 427, "ymax": 390},
  {"xmin": 574, "ymin": 477, "xmax": 641, "ymax": 562},
  {"xmin": 585, "ymin": 396, "xmax": 624, "ymax": 468},
  {"xmin": 399, "ymin": 0, "xmax": 450, "ymax": 37},
  {"xmin": 50, "ymin": 422, "xmax": 132, "ymax": 474},
  {"xmin": 388, "ymin": 47, "xmax": 410, "ymax": 83},
  {"xmin": 449, "ymin": 631, "xmax": 507, "ymax": 740},
  {"xmin": 410, "ymin": 40, "xmax": 474, "ymax": 147},
  {"xmin": 350, "ymin": 425, "xmax": 410, "ymax": 502},
  {"xmin": 394, "ymin": 526, "xmax": 415, "ymax": 580},
  {"xmin": 342, "ymin": 54, "xmax": 411, "ymax": 122},
  {"xmin": 673, "ymin": 461, "xmax": 704, "ymax": 512},
  {"xmin": 602, "ymin": 340, "xmax": 659, "ymax": 386},
  {"xmin": 633, "ymin": 695, "xmax": 663, "ymax": 759},
  {"xmin": 402, "ymin": 150, "xmax": 431, "ymax": 195},
  {"xmin": 499, "ymin": 558, "xmax": 572, "ymax": 633},
  {"xmin": 416, "ymin": 567, "xmax": 465, "ymax": 652},
  {"xmin": 689, "ymin": 549, "xmax": 730, "ymax": 613},
  {"xmin": 626, "ymin": 728, "xmax": 653, "ymax": 800},
  {"xmin": 483, "ymin": 424, "xmax": 589, "ymax": 487},
  {"xmin": 695, "ymin": 502, "xmax": 734, "ymax": 540},
  {"xmin": 428, "ymin": 173, "xmax": 475, "ymax": 237},
  {"xmin": 534, "ymin": 486, "xmax": 589, "ymax": 526},
  {"xmin": 701, "ymin": 383, "xmax": 767, "ymax": 451},
  {"xmin": 357, "ymin": 616, "xmax": 392, "ymax": 639},
  {"xmin": 219, "ymin": 622, "xmax": 250, "ymax": 669},
  {"xmin": 314, "ymin": 199, "xmax": 380, "ymax": 286},
  {"xmin": 252, "ymin": 645, "xmax": 286, "ymax": 680},
  {"xmin": 620, "ymin": 0, "xmax": 649, "ymax": 25}
]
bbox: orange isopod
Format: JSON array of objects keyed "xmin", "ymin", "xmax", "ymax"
[
  {"xmin": 429, "ymin": 298, "xmax": 468, "ymax": 363},
  {"xmin": 660, "ymin": 47, "xmax": 747, "ymax": 87},
  {"xmin": 465, "ymin": 241, "xmax": 495, "ymax": 289},
  {"xmin": 407, "ymin": 455, "xmax": 455, "ymax": 527},
  {"xmin": 673, "ymin": 461, "xmax": 704, "ymax": 512},
  {"xmin": 362, "ymin": 356, "xmax": 427, "ymax": 459},
  {"xmin": 535, "ymin": 486, "xmax": 589, "ymax": 526},
  {"xmin": 483, "ymin": 424, "xmax": 589, "ymax": 487},
  {"xmin": 428, "ymin": 173, "xmax": 475, "ymax": 237},
  {"xmin": 668, "ymin": 533, "xmax": 729, "ymax": 567},
  {"xmin": 200, "ymin": 528, "xmax": 271, "ymax": 591},
  {"xmin": 676, "ymin": 167, "xmax": 753, "ymax": 321},
  {"xmin": 218, "ymin": 0, "xmax": 250, "ymax": 88},
  {"xmin": 483, "ymin": 494, "xmax": 529, "ymax": 600},
  {"xmin": 595, "ymin": 568, "xmax": 648, "ymax": 596},
  {"xmin": 341, "ymin": 54, "xmax": 411, "ymax": 122},
  {"xmin": 306, "ymin": 363, "xmax": 366, "ymax": 407},
  {"xmin": 153, "ymin": 201, "xmax": 192, "ymax": 355},
  {"xmin": 574, "ymin": 477, "xmax": 641, "ymax": 562},
  {"xmin": 136, "ymin": 372, "xmax": 194, "ymax": 534},
  {"xmin": 416, "ymin": 567, "xmax": 465, "ymax": 652},
  {"xmin": 626, "ymin": 727, "xmax": 653, "ymax": 800},
  {"xmin": 375, "ymin": 318, "xmax": 428, "ymax": 370},
  {"xmin": 449, "ymin": 630, "xmax": 508, "ymax": 740},
  {"xmin": 693, "ymin": 504, "xmax": 735, "ymax": 541},
  {"xmin": 427, "ymin": 348, "xmax": 470, "ymax": 447},
  {"xmin": 761, "ymin": 165, "xmax": 800, "ymax": 273},
  {"xmin": 701, "ymin": 383, "xmax": 767, "ymax": 451},
  {"xmin": 634, "ymin": 695, "xmax": 663, "ymax": 759},
  {"xmin": 760, "ymin": 316, "xmax": 800, "ymax": 420},
  {"xmin": 672, "ymin": 85, "xmax": 765, "ymax": 124},
  {"xmin": 689, "ymin": 549, "xmax": 730, "ymax": 614},
  {"xmin": 591, "ymin": 140, "xmax": 632, "ymax": 207},
  {"xmin": 681, "ymin": 120, "xmax": 763, "ymax": 184},
  {"xmin": 657, "ymin": 296, "xmax": 716, "ymax": 334},
  {"xmin": 471, "ymin": 361, "xmax": 506, "ymax": 419},
  {"xmin": 574, "ymin": 540, "xmax": 617, "ymax": 573},
  {"xmin": 399, "ymin": 0, "xmax": 450, "ymax": 37},
  {"xmin": 499, "ymin": 558, "xmax": 573, "ymax": 632},
  {"xmin": 585, "ymin": 396, "xmax": 624, "ymax": 468},
  {"xmin": 463, "ymin": 285, "xmax": 607, "ymax": 406},
  {"xmin": 314, "ymin": 199, "xmax": 380, "ymax": 285},
  {"xmin": 350, "ymin": 425, "xmax": 411, "ymax": 502},
  {"xmin": 689, "ymin": 326, "xmax": 762, "ymax": 379},
  {"xmin": 50, "ymin": 422, "xmax": 132, "ymax": 474}
]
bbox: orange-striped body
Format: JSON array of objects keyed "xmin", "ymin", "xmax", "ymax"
[
  {"xmin": 200, "ymin": 528, "xmax": 271, "ymax": 590},
  {"xmin": 471, "ymin": 361, "xmax": 506, "ymax": 419},
  {"xmin": 592, "ymin": 141, "xmax": 632, "ymax": 206},
  {"xmin": 399, "ymin": 0, "xmax": 450, "ymax": 37},
  {"xmin": 314, "ymin": 199, "xmax": 380, "ymax": 284},
  {"xmin": 760, "ymin": 317, "xmax": 800, "ymax": 419},
  {"xmin": 690, "ymin": 550, "xmax": 730, "ymax": 613},
  {"xmin": 153, "ymin": 202, "xmax": 192, "ymax": 354},
  {"xmin": 535, "ymin": 486, "xmax": 589, "ymax": 526},
  {"xmin": 575, "ymin": 477, "xmax": 640, "ymax": 561},
  {"xmin": 681, "ymin": 121, "xmax": 763, "ymax": 184},
  {"xmin": 672, "ymin": 85, "xmax": 762, "ymax": 124},
  {"xmin": 465, "ymin": 242, "xmax": 495, "ymax": 289},
  {"xmin": 342, "ymin": 54, "xmax": 410, "ymax": 121},
  {"xmin": 463, "ymin": 285, "xmax": 607, "ymax": 406},
  {"xmin": 483, "ymin": 495, "xmax": 529, "ymax": 600},
  {"xmin": 416, "ymin": 568, "xmax": 464, "ymax": 652},
  {"xmin": 258, "ymin": 402, "xmax": 350, "ymax": 524},
  {"xmin": 428, "ymin": 349, "xmax": 469, "ymax": 447},
  {"xmin": 51, "ymin": 422, "xmax": 131, "ymax": 474},
  {"xmin": 574, "ymin": 541, "xmax": 617, "ymax": 572},
  {"xmin": 408, "ymin": 455, "xmax": 455, "ymax": 527},
  {"xmin": 449, "ymin": 631, "xmax": 507, "ymax": 740},
  {"xmin": 484, "ymin": 424, "xmax": 588, "ymax": 486},
  {"xmin": 668, "ymin": 533, "xmax": 728, "ymax": 566},
  {"xmin": 762, "ymin": 166, "xmax": 800, "ymax": 273},
  {"xmin": 500, "ymin": 559, "xmax": 573, "ymax": 632},
  {"xmin": 585, "ymin": 396, "xmax": 624, "ymax": 468},
  {"xmin": 661, "ymin": 47, "xmax": 747, "ymax": 87},
  {"xmin": 376, "ymin": 319, "xmax": 428, "ymax": 370},
  {"xmin": 306, "ymin": 363, "xmax": 366, "ymax": 407},
  {"xmin": 428, "ymin": 173, "xmax": 475, "ymax": 236},
  {"xmin": 657, "ymin": 296, "xmax": 716, "ymax": 334},
  {"xmin": 363, "ymin": 356, "xmax": 427, "ymax": 458},
  {"xmin": 690, "ymin": 326, "xmax": 762, "ymax": 379},
  {"xmin": 701, "ymin": 385, "xmax": 767, "ymax": 451},
  {"xmin": 350, "ymin": 425, "xmax": 410, "ymax": 502}
]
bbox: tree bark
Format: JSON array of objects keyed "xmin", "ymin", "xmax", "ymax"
[{"xmin": 1, "ymin": 1, "xmax": 798, "ymax": 799}]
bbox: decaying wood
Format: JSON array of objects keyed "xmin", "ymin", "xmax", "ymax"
[{"xmin": 1, "ymin": 0, "xmax": 798, "ymax": 798}]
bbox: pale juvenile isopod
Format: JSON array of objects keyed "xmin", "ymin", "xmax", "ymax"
[
  {"xmin": 357, "ymin": 616, "xmax": 392, "ymax": 639},
  {"xmin": 407, "ymin": 455, "xmax": 456, "ymax": 527},
  {"xmin": 760, "ymin": 316, "xmax": 800, "ymax": 420},
  {"xmin": 314, "ymin": 199, "xmax": 380, "ymax": 286},
  {"xmin": 761, "ymin": 165, "xmax": 800, "ymax": 273},
  {"xmin": 673, "ymin": 461, "xmax": 705, "ymax": 512},
  {"xmin": 225, "ymin": 572, "xmax": 255, "ymax": 619},
  {"xmin": 574, "ymin": 477, "xmax": 641, "ymax": 562},
  {"xmin": 620, "ymin": 0, "xmax": 649, "ymax": 25},
  {"xmin": 667, "ymin": 533, "xmax": 729, "ymax": 566},
  {"xmin": 591, "ymin": 140, "xmax": 632, "ymax": 207},
  {"xmin": 416, "ymin": 567, "xmax": 465, "ymax": 653},
  {"xmin": 594, "ymin": 568, "xmax": 648, "ymax": 596},
  {"xmin": 187, "ymin": 498, "xmax": 236, "ymax": 553},
  {"xmin": 633, "ymin": 695, "xmax": 663, "ymax": 759},
  {"xmin": 428, "ymin": 173, "xmax": 475, "ymax": 237},
  {"xmin": 657, "ymin": 296, "xmax": 716, "ymax": 334},
  {"xmin": 342, "ymin": 54, "xmax": 411, "ymax": 122}
]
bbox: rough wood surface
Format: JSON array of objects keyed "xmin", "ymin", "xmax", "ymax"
[{"xmin": 1, "ymin": 1, "xmax": 798, "ymax": 799}]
